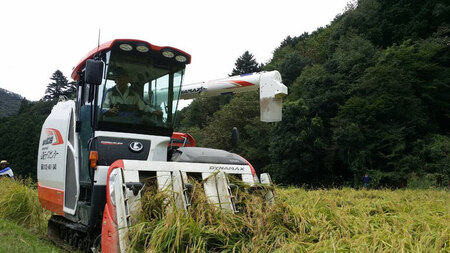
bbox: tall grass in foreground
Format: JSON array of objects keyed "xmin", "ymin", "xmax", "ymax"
[
  {"xmin": 0, "ymin": 177, "xmax": 447, "ymax": 252},
  {"xmin": 277, "ymin": 188, "xmax": 449, "ymax": 252},
  {"xmin": 128, "ymin": 182, "xmax": 449, "ymax": 253},
  {"xmin": 0, "ymin": 177, "xmax": 49, "ymax": 233}
]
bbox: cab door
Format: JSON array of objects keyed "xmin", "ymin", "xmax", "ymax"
[{"xmin": 64, "ymin": 109, "xmax": 80, "ymax": 214}]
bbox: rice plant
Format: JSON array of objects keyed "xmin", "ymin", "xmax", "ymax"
[
  {"xmin": 126, "ymin": 180, "xmax": 449, "ymax": 253},
  {"xmin": 126, "ymin": 177, "xmax": 301, "ymax": 253},
  {"xmin": 0, "ymin": 177, "xmax": 447, "ymax": 252},
  {"xmin": 0, "ymin": 177, "xmax": 50, "ymax": 233},
  {"xmin": 277, "ymin": 187, "xmax": 450, "ymax": 253}
]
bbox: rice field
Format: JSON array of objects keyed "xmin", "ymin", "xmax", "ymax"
[
  {"xmin": 276, "ymin": 187, "xmax": 449, "ymax": 252},
  {"xmin": 0, "ymin": 177, "xmax": 448, "ymax": 252},
  {"xmin": 127, "ymin": 180, "xmax": 450, "ymax": 253}
]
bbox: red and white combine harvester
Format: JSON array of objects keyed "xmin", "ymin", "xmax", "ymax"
[{"xmin": 37, "ymin": 39, "xmax": 287, "ymax": 252}]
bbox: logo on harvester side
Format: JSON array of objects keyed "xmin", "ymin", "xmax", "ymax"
[
  {"xmin": 129, "ymin": 141, "xmax": 143, "ymax": 152},
  {"xmin": 181, "ymin": 87, "xmax": 207, "ymax": 95},
  {"xmin": 42, "ymin": 128, "xmax": 64, "ymax": 146},
  {"xmin": 209, "ymin": 166, "xmax": 245, "ymax": 172}
]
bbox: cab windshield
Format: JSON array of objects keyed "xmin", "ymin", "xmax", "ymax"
[{"xmin": 97, "ymin": 49, "xmax": 185, "ymax": 136}]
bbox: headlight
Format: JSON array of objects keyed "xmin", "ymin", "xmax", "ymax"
[
  {"xmin": 162, "ymin": 50, "xmax": 175, "ymax": 58},
  {"xmin": 175, "ymin": 55, "xmax": 187, "ymax": 63},
  {"xmin": 119, "ymin": 44, "xmax": 133, "ymax": 51},
  {"xmin": 136, "ymin": 45, "xmax": 149, "ymax": 53},
  {"xmin": 109, "ymin": 169, "xmax": 119, "ymax": 206}
]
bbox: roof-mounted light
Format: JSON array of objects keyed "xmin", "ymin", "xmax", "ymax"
[
  {"xmin": 136, "ymin": 45, "xmax": 149, "ymax": 53},
  {"xmin": 162, "ymin": 50, "xmax": 175, "ymax": 58},
  {"xmin": 175, "ymin": 55, "xmax": 187, "ymax": 63},
  {"xmin": 119, "ymin": 44, "xmax": 133, "ymax": 51}
]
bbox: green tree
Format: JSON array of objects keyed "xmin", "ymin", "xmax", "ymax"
[
  {"xmin": 230, "ymin": 51, "xmax": 263, "ymax": 76},
  {"xmin": 43, "ymin": 70, "xmax": 76, "ymax": 100},
  {"xmin": 201, "ymin": 92, "xmax": 259, "ymax": 151},
  {"xmin": 333, "ymin": 0, "xmax": 450, "ymax": 48},
  {"xmin": 332, "ymin": 40, "xmax": 436, "ymax": 186},
  {"xmin": 267, "ymin": 99, "xmax": 343, "ymax": 185}
]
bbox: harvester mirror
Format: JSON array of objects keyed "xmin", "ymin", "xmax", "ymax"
[
  {"xmin": 85, "ymin": 59, "xmax": 104, "ymax": 85},
  {"xmin": 231, "ymin": 127, "xmax": 239, "ymax": 147}
]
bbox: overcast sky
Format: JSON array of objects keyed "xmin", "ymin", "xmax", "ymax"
[{"xmin": 0, "ymin": 0, "xmax": 349, "ymax": 101}]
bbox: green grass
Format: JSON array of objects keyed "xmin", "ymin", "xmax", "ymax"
[
  {"xmin": 0, "ymin": 178, "xmax": 59, "ymax": 253},
  {"xmin": 0, "ymin": 218, "xmax": 61, "ymax": 253}
]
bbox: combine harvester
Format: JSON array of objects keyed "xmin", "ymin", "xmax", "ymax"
[{"xmin": 37, "ymin": 39, "xmax": 287, "ymax": 252}]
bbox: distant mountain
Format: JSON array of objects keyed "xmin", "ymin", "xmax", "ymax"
[{"xmin": 0, "ymin": 88, "xmax": 24, "ymax": 117}]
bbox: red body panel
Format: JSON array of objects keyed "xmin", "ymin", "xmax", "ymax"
[
  {"xmin": 101, "ymin": 203, "xmax": 119, "ymax": 253},
  {"xmin": 227, "ymin": 80, "xmax": 255, "ymax": 88},
  {"xmin": 44, "ymin": 128, "xmax": 65, "ymax": 145},
  {"xmin": 101, "ymin": 160, "xmax": 125, "ymax": 253},
  {"xmin": 236, "ymin": 154, "xmax": 256, "ymax": 177},
  {"xmin": 37, "ymin": 183, "xmax": 65, "ymax": 216},
  {"xmin": 170, "ymin": 132, "xmax": 196, "ymax": 147}
]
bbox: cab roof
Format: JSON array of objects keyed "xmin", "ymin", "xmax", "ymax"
[{"xmin": 71, "ymin": 39, "xmax": 191, "ymax": 80}]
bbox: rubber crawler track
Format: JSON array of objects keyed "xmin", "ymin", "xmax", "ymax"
[{"xmin": 48, "ymin": 215, "xmax": 100, "ymax": 252}]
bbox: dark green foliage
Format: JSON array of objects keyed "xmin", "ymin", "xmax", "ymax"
[
  {"xmin": 262, "ymin": 0, "xmax": 450, "ymax": 187},
  {"xmin": 0, "ymin": 100, "xmax": 56, "ymax": 179},
  {"xmin": 279, "ymin": 53, "xmax": 311, "ymax": 87},
  {"xmin": 333, "ymin": 0, "xmax": 450, "ymax": 48},
  {"xmin": 404, "ymin": 135, "xmax": 450, "ymax": 188},
  {"xmin": 332, "ymin": 35, "xmax": 449, "ymax": 187},
  {"xmin": 201, "ymin": 92, "xmax": 259, "ymax": 151},
  {"xmin": 267, "ymin": 99, "xmax": 351, "ymax": 186},
  {"xmin": 278, "ymin": 33, "xmax": 309, "ymax": 49}
]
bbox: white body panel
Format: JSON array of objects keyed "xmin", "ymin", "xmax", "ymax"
[
  {"xmin": 37, "ymin": 101, "xmax": 73, "ymax": 189},
  {"xmin": 122, "ymin": 160, "xmax": 253, "ymax": 176},
  {"xmin": 110, "ymin": 160, "xmax": 251, "ymax": 220},
  {"xmin": 110, "ymin": 168, "xmax": 129, "ymax": 253},
  {"xmin": 37, "ymin": 100, "xmax": 80, "ymax": 215},
  {"xmin": 94, "ymin": 166, "xmax": 109, "ymax": 185}
]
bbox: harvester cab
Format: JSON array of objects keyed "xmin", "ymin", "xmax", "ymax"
[{"xmin": 37, "ymin": 39, "xmax": 287, "ymax": 252}]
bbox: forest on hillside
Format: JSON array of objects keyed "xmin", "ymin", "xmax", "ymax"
[
  {"xmin": 0, "ymin": 0, "xmax": 449, "ymax": 187},
  {"xmin": 176, "ymin": 0, "xmax": 450, "ymax": 188}
]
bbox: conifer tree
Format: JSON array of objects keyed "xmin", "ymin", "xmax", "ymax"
[
  {"xmin": 44, "ymin": 70, "xmax": 76, "ymax": 100},
  {"xmin": 230, "ymin": 51, "xmax": 263, "ymax": 76}
]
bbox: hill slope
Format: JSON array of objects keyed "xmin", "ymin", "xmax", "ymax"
[{"xmin": 0, "ymin": 88, "xmax": 23, "ymax": 117}]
